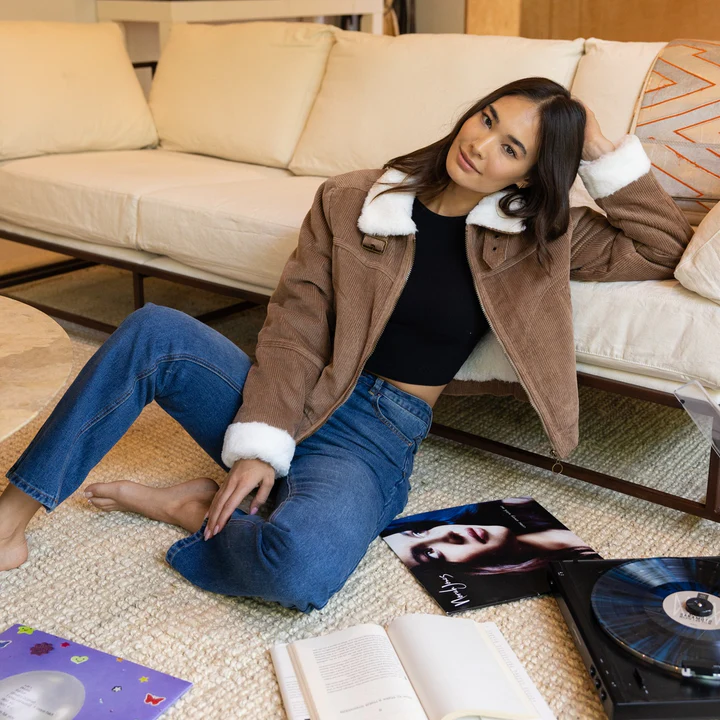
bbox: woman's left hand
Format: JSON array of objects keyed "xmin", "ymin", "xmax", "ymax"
[{"xmin": 579, "ymin": 101, "xmax": 616, "ymax": 162}]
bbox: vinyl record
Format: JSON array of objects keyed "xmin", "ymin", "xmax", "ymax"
[{"xmin": 591, "ymin": 558, "xmax": 720, "ymax": 678}]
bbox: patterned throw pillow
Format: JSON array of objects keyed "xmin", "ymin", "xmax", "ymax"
[{"xmin": 633, "ymin": 39, "xmax": 720, "ymax": 226}]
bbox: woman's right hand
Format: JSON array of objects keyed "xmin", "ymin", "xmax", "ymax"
[{"xmin": 204, "ymin": 457, "xmax": 275, "ymax": 540}]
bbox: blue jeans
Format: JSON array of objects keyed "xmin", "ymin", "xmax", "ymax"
[{"xmin": 6, "ymin": 304, "xmax": 432, "ymax": 612}]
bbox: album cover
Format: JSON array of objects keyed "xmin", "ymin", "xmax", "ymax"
[
  {"xmin": 0, "ymin": 624, "xmax": 191, "ymax": 718},
  {"xmin": 381, "ymin": 496, "xmax": 600, "ymax": 614}
]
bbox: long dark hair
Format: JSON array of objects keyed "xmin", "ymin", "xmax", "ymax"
[{"xmin": 375, "ymin": 77, "xmax": 586, "ymax": 269}]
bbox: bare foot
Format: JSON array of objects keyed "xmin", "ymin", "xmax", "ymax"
[
  {"xmin": 0, "ymin": 533, "xmax": 29, "ymax": 571},
  {"xmin": 85, "ymin": 477, "xmax": 218, "ymax": 533},
  {"xmin": 0, "ymin": 484, "xmax": 42, "ymax": 571}
]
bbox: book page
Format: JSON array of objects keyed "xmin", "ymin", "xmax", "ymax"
[
  {"xmin": 270, "ymin": 643, "xmax": 311, "ymax": 720},
  {"xmin": 387, "ymin": 615, "xmax": 540, "ymax": 720},
  {"xmin": 289, "ymin": 624, "xmax": 428, "ymax": 720},
  {"xmin": 481, "ymin": 625, "xmax": 555, "ymax": 720}
]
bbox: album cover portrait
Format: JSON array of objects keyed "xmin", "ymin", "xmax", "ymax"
[{"xmin": 382, "ymin": 496, "xmax": 600, "ymax": 613}]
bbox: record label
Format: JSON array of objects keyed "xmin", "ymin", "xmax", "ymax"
[{"xmin": 662, "ymin": 590, "xmax": 720, "ymax": 630}]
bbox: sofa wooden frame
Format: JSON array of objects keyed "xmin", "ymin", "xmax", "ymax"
[{"xmin": 2, "ymin": 227, "xmax": 718, "ymax": 523}]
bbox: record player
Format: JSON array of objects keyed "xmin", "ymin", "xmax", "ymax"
[{"xmin": 548, "ymin": 557, "xmax": 720, "ymax": 720}]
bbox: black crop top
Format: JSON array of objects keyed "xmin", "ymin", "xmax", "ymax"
[{"xmin": 364, "ymin": 198, "xmax": 490, "ymax": 385}]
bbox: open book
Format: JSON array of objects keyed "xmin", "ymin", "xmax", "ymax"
[{"xmin": 271, "ymin": 614, "xmax": 555, "ymax": 720}]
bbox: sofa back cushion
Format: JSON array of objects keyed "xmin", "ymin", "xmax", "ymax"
[
  {"xmin": 149, "ymin": 22, "xmax": 336, "ymax": 168},
  {"xmin": 0, "ymin": 21, "xmax": 157, "ymax": 161},
  {"xmin": 570, "ymin": 38, "xmax": 666, "ymax": 142},
  {"xmin": 289, "ymin": 31, "xmax": 584, "ymax": 177}
]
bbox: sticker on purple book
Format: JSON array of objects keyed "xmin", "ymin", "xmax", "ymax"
[{"xmin": 0, "ymin": 624, "xmax": 192, "ymax": 718}]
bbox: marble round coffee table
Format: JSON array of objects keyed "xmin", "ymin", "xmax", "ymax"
[{"xmin": 0, "ymin": 296, "xmax": 73, "ymax": 442}]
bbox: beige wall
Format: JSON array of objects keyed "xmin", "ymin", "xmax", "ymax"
[
  {"xmin": 0, "ymin": 0, "xmax": 95, "ymax": 22},
  {"xmin": 416, "ymin": 0, "xmax": 465, "ymax": 33},
  {"xmin": 361, "ymin": 1, "xmax": 466, "ymax": 33}
]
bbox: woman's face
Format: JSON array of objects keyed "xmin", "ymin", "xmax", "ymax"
[
  {"xmin": 385, "ymin": 524, "xmax": 514, "ymax": 569},
  {"xmin": 446, "ymin": 94, "xmax": 541, "ymax": 196}
]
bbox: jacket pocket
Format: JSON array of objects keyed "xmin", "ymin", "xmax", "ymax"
[{"xmin": 332, "ymin": 236, "xmax": 396, "ymax": 275}]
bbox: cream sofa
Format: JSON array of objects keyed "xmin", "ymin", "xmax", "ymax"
[{"xmin": 1, "ymin": 21, "xmax": 719, "ymax": 518}]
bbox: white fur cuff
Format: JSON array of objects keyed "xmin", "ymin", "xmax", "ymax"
[
  {"xmin": 221, "ymin": 421, "xmax": 296, "ymax": 478},
  {"xmin": 578, "ymin": 134, "xmax": 651, "ymax": 200}
]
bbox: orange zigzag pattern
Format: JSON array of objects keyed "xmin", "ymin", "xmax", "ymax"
[{"xmin": 635, "ymin": 39, "xmax": 720, "ymax": 222}]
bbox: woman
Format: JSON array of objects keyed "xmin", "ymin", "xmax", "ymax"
[
  {"xmin": 381, "ymin": 497, "xmax": 599, "ymax": 576},
  {"xmin": 0, "ymin": 78, "xmax": 692, "ymax": 612}
]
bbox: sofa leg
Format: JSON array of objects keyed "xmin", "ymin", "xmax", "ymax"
[
  {"xmin": 706, "ymin": 448, "xmax": 720, "ymax": 518},
  {"xmin": 703, "ymin": 411, "xmax": 720, "ymax": 518},
  {"xmin": 133, "ymin": 272, "xmax": 146, "ymax": 309}
]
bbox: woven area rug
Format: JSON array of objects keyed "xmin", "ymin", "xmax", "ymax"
[{"xmin": 2, "ymin": 266, "xmax": 719, "ymax": 720}]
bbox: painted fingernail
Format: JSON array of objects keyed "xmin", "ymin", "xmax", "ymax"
[
  {"xmin": 84, "ymin": 492, "xmax": 93, "ymax": 498},
  {"xmin": 214, "ymin": 525, "xmax": 219, "ymax": 535},
  {"xmin": 250, "ymin": 507, "xmax": 258, "ymax": 516}
]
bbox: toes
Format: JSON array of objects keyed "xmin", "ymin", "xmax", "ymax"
[
  {"xmin": 84, "ymin": 483, "xmax": 103, "ymax": 499},
  {"xmin": 88, "ymin": 498, "xmax": 113, "ymax": 510},
  {"xmin": 84, "ymin": 482, "xmax": 122, "ymax": 499}
]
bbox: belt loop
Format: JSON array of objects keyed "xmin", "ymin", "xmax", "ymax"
[{"xmin": 368, "ymin": 374, "xmax": 384, "ymax": 395}]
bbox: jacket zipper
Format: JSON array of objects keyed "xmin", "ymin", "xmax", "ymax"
[
  {"xmin": 465, "ymin": 229, "xmax": 559, "ymax": 457},
  {"xmin": 296, "ymin": 234, "xmax": 417, "ymax": 444}
]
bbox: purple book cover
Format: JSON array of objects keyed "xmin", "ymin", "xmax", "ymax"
[{"xmin": 0, "ymin": 624, "xmax": 192, "ymax": 719}]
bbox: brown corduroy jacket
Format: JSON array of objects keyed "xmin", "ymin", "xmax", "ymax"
[{"xmin": 221, "ymin": 135, "xmax": 693, "ymax": 476}]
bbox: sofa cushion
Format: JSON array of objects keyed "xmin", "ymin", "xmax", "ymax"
[
  {"xmin": 149, "ymin": 22, "xmax": 336, "ymax": 169},
  {"xmin": 0, "ymin": 22, "xmax": 157, "ymax": 161},
  {"xmin": 675, "ymin": 203, "xmax": 720, "ymax": 304},
  {"xmin": 137, "ymin": 176, "xmax": 325, "ymax": 290},
  {"xmin": 0, "ymin": 219, "xmax": 160, "ymax": 266},
  {"xmin": 289, "ymin": 32, "xmax": 584, "ymax": 177},
  {"xmin": 570, "ymin": 38, "xmax": 665, "ymax": 142},
  {"xmin": 138, "ymin": 176, "xmax": 326, "ymax": 289},
  {"xmin": 574, "ymin": 362, "xmax": 720, "ymax": 404},
  {"xmin": 571, "ymin": 279, "xmax": 720, "ymax": 388},
  {"xmin": 0, "ymin": 150, "xmax": 291, "ymax": 249},
  {"xmin": 455, "ymin": 279, "xmax": 720, "ymax": 389}
]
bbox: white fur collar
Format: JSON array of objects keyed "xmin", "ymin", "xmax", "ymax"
[{"xmin": 357, "ymin": 167, "xmax": 525, "ymax": 236}]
